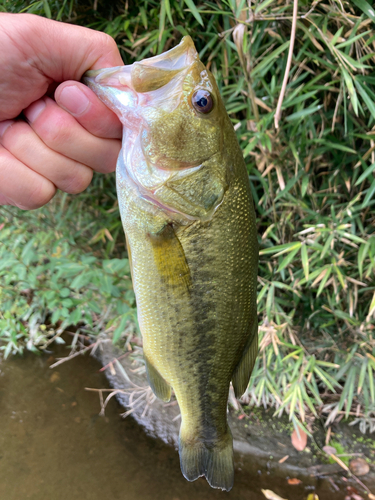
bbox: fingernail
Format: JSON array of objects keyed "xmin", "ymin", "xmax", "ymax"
[
  {"xmin": 24, "ymin": 99, "xmax": 46, "ymax": 123},
  {"xmin": 0, "ymin": 120, "xmax": 14, "ymax": 137},
  {"xmin": 58, "ymin": 85, "xmax": 90, "ymax": 116}
]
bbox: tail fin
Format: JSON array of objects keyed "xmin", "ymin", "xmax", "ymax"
[{"xmin": 179, "ymin": 428, "xmax": 234, "ymax": 491}]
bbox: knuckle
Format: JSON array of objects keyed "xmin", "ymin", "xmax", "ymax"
[
  {"xmin": 25, "ymin": 182, "xmax": 56, "ymax": 209},
  {"xmin": 41, "ymin": 115, "xmax": 71, "ymax": 148},
  {"xmin": 63, "ymin": 165, "xmax": 93, "ymax": 194},
  {"xmin": 100, "ymin": 32, "xmax": 118, "ymax": 51}
]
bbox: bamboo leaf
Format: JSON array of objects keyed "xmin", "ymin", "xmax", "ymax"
[
  {"xmin": 355, "ymin": 161, "xmax": 375, "ymax": 185},
  {"xmin": 183, "ymin": 0, "xmax": 204, "ymax": 26},
  {"xmin": 164, "ymin": 0, "xmax": 174, "ymax": 26},
  {"xmin": 301, "ymin": 244, "xmax": 309, "ymax": 280},
  {"xmin": 361, "ymin": 178, "xmax": 375, "ymax": 208},
  {"xmin": 278, "ymin": 246, "xmax": 300, "ymax": 271},
  {"xmin": 354, "ymin": 79, "xmax": 375, "ymax": 120},
  {"xmin": 352, "ymin": 0, "xmax": 375, "ymax": 23},
  {"xmin": 251, "ymin": 41, "xmax": 290, "ymax": 77}
]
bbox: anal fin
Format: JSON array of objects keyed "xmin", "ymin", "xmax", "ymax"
[
  {"xmin": 144, "ymin": 354, "xmax": 171, "ymax": 402},
  {"xmin": 232, "ymin": 320, "xmax": 258, "ymax": 398}
]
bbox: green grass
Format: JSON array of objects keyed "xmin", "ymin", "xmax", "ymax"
[{"xmin": 0, "ymin": 0, "xmax": 374, "ymax": 433}]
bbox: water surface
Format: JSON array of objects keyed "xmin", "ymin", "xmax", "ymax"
[{"xmin": 0, "ymin": 345, "xmax": 357, "ymax": 500}]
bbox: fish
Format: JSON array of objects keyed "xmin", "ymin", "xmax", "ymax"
[{"xmin": 83, "ymin": 36, "xmax": 258, "ymax": 491}]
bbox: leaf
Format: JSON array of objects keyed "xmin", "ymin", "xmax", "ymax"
[
  {"xmin": 355, "ymin": 161, "xmax": 375, "ymax": 185},
  {"xmin": 266, "ymin": 284, "xmax": 275, "ymax": 321},
  {"xmin": 351, "ymin": 0, "xmax": 375, "ymax": 23},
  {"xmin": 287, "ymin": 478, "xmax": 302, "ymax": 485},
  {"xmin": 301, "ymin": 244, "xmax": 309, "ymax": 280},
  {"xmin": 252, "ymin": 41, "xmax": 290, "ymax": 77},
  {"xmin": 291, "ymin": 428, "xmax": 307, "ymax": 451},
  {"xmin": 260, "ymin": 242, "xmax": 301, "ymax": 256},
  {"xmin": 313, "ymin": 139, "xmax": 356, "ymax": 153},
  {"xmin": 112, "ymin": 315, "xmax": 129, "ymax": 344},
  {"xmin": 261, "ymin": 490, "xmax": 287, "ymax": 500},
  {"xmin": 278, "ymin": 245, "xmax": 301, "ymax": 271},
  {"xmin": 43, "ymin": 0, "xmax": 51, "ymax": 18},
  {"xmin": 336, "ymin": 30, "xmax": 371, "ymax": 49},
  {"xmin": 184, "ymin": 0, "xmax": 204, "ymax": 26},
  {"xmin": 361, "ymin": 178, "xmax": 375, "ymax": 208},
  {"xmin": 70, "ymin": 272, "xmax": 93, "ymax": 290},
  {"xmin": 342, "ymin": 68, "xmax": 359, "ymax": 115},
  {"xmin": 159, "ymin": 1, "xmax": 166, "ymax": 41},
  {"xmin": 164, "ymin": 0, "xmax": 174, "ymax": 26},
  {"xmin": 285, "ymin": 104, "xmax": 323, "ymax": 122},
  {"xmin": 354, "ymin": 80, "xmax": 375, "ymax": 120}
]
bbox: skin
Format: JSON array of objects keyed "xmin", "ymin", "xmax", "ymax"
[{"xmin": 0, "ymin": 13, "xmax": 123, "ymax": 209}]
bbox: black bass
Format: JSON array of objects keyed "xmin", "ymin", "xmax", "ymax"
[{"xmin": 84, "ymin": 36, "xmax": 258, "ymax": 491}]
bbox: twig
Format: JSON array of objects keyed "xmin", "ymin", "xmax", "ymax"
[
  {"xmin": 274, "ymin": 0, "xmax": 299, "ymax": 129},
  {"xmin": 99, "ymin": 352, "xmax": 131, "ymax": 372},
  {"xmin": 327, "ymin": 451, "xmax": 373, "ymax": 495},
  {"xmin": 49, "ymin": 339, "xmax": 108, "ymax": 369}
]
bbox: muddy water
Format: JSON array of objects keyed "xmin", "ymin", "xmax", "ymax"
[{"xmin": 0, "ymin": 346, "xmax": 354, "ymax": 500}]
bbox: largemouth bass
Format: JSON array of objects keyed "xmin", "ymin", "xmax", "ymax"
[{"xmin": 84, "ymin": 36, "xmax": 258, "ymax": 491}]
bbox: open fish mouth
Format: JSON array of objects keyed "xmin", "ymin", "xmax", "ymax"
[
  {"xmin": 84, "ymin": 36, "xmax": 198, "ymax": 93},
  {"xmin": 83, "ymin": 36, "xmax": 226, "ymax": 222}
]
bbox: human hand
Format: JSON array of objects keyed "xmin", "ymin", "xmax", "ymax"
[{"xmin": 0, "ymin": 13, "xmax": 123, "ymax": 209}]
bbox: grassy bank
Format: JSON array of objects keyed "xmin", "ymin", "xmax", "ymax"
[{"xmin": 1, "ymin": 0, "xmax": 374, "ymax": 433}]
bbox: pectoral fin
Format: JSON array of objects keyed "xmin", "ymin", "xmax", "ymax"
[
  {"xmin": 232, "ymin": 320, "xmax": 258, "ymax": 398},
  {"xmin": 149, "ymin": 224, "xmax": 191, "ymax": 290},
  {"xmin": 144, "ymin": 354, "xmax": 171, "ymax": 402}
]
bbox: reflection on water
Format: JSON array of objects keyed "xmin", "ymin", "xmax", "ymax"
[{"xmin": 0, "ymin": 345, "xmax": 357, "ymax": 500}]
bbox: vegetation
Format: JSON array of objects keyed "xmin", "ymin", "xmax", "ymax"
[{"xmin": 0, "ymin": 0, "xmax": 374, "ymax": 434}]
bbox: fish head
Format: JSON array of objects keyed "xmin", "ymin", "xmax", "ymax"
[{"xmin": 84, "ymin": 36, "xmax": 230, "ymax": 222}]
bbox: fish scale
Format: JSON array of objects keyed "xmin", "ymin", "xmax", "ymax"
[{"xmin": 84, "ymin": 35, "xmax": 258, "ymax": 492}]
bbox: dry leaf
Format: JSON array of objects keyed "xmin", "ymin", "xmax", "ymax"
[
  {"xmin": 287, "ymin": 478, "xmax": 301, "ymax": 485},
  {"xmin": 349, "ymin": 458, "xmax": 370, "ymax": 476},
  {"xmin": 261, "ymin": 490, "xmax": 287, "ymax": 500},
  {"xmin": 50, "ymin": 372, "xmax": 60, "ymax": 383},
  {"xmin": 291, "ymin": 428, "xmax": 307, "ymax": 451}
]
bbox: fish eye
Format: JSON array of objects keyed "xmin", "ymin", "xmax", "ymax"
[{"xmin": 191, "ymin": 90, "xmax": 213, "ymax": 114}]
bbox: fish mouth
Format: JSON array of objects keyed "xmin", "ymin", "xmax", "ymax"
[
  {"xmin": 83, "ymin": 36, "xmax": 198, "ymax": 93},
  {"xmin": 84, "ymin": 37, "xmax": 224, "ymax": 223}
]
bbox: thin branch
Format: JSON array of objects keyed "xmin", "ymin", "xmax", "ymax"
[
  {"xmin": 274, "ymin": 0, "xmax": 299, "ymax": 129},
  {"xmin": 49, "ymin": 338, "xmax": 109, "ymax": 368}
]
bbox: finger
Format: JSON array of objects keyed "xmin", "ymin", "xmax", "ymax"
[
  {"xmin": 0, "ymin": 120, "xmax": 93, "ymax": 194},
  {"xmin": 0, "ymin": 193, "xmax": 13, "ymax": 206},
  {"xmin": 55, "ymin": 81, "xmax": 122, "ymax": 139},
  {"xmin": 0, "ymin": 143, "xmax": 56, "ymax": 210},
  {"xmin": 24, "ymin": 97, "xmax": 121, "ymax": 174},
  {"xmin": 4, "ymin": 13, "xmax": 124, "ymax": 78}
]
